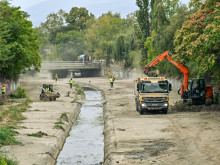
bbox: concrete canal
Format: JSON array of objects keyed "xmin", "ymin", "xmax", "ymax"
[{"xmin": 56, "ymin": 89, "xmax": 104, "ymax": 165}]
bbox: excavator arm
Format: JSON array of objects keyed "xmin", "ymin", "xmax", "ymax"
[{"xmin": 144, "ymin": 51, "xmax": 189, "ymax": 94}]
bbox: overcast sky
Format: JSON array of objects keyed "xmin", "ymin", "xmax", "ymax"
[{"xmin": 9, "ymin": 0, "xmax": 191, "ymax": 27}]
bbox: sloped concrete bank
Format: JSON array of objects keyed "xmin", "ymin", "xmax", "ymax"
[{"xmin": 2, "ymin": 79, "xmax": 83, "ymax": 165}]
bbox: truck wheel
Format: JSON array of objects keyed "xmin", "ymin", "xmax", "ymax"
[
  {"xmin": 138, "ymin": 106, "xmax": 144, "ymax": 115},
  {"xmin": 162, "ymin": 109, "xmax": 168, "ymax": 114}
]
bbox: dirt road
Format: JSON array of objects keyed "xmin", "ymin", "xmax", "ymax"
[{"xmin": 2, "ymin": 76, "xmax": 220, "ymax": 165}]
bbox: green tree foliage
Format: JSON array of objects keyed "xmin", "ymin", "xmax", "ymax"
[
  {"xmin": 174, "ymin": 0, "xmax": 220, "ymax": 82},
  {"xmin": 40, "ymin": 10, "xmax": 66, "ymax": 43},
  {"xmin": 136, "ymin": 0, "xmax": 150, "ymax": 39},
  {"xmin": 65, "ymin": 7, "xmax": 95, "ymax": 31},
  {"xmin": 38, "ymin": 7, "xmax": 94, "ymax": 61},
  {"xmin": 86, "ymin": 12, "xmax": 125, "ymax": 65},
  {"xmin": 86, "ymin": 12, "xmax": 139, "ymax": 67},
  {"xmin": 143, "ymin": 0, "xmax": 193, "ymax": 77},
  {"xmin": 0, "ymin": 1, "xmax": 41, "ymax": 79},
  {"xmin": 55, "ymin": 30, "xmax": 87, "ymax": 61}
]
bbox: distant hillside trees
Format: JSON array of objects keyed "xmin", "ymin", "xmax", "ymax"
[{"xmin": 0, "ymin": 0, "xmax": 41, "ymax": 80}]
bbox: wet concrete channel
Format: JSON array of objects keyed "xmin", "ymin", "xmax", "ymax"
[{"xmin": 56, "ymin": 88, "xmax": 104, "ymax": 165}]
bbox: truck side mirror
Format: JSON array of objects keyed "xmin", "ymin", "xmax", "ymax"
[
  {"xmin": 169, "ymin": 83, "xmax": 172, "ymax": 91},
  {"xmin": 137, "ymin": 84, "xmax": 139, "ymax": 91}
]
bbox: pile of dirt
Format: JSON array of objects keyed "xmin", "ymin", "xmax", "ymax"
[{"xmin": 170, "ymin": 101, "xmax": 220, "ymax": 112}]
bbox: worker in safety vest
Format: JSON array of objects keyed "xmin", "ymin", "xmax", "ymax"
[
  {"xmin": 55, "ymin": 74, "xmax": 58, "ymax": 82},
  {"xmin": 46, "ymin": 86, "xmax": 50, "ymax": 92},
  {"xmin": 1, "ymin": 85, "xmax": 6, "ymax": 99},
  {"xmin": 110, "ymin": 77, "xmax": 114, "ymax": 88},
  {"xmin": 69, "ymin": 78, "xmax": 73, "ymax": 89}
]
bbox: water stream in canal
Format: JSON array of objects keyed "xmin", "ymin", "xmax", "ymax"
[{"xmin": 56, "ymin": 90, "xmax": 104, "ymax": 165}]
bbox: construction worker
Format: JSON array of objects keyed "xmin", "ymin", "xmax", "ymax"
[
  {"xmin": 69, "ymin": 78, "xmax": 73, "ymax": 89},
  {"xmin": 1, "ymin": 85, "xmax": 6, "ymax": 99},
  {"xmin": 110, "ymin": 77, "xmax": 114, "ymax": 88},
  {"xmin": 46, "ymin": 86, "xmax": 50, "ymax": 92},
  {"xmin": 55, "ymin": 74, "xmax": 58, "ymax": 82}
]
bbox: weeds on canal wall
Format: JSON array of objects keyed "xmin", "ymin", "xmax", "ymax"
[
  {"xmin": 27, "ymin": 131, "xmax": 48, "ymax": 138},
  {"xmin": 0, "ymin": 89, "xmax": 30, "ymax": 164},
  {"xmin": 53, "ymin": 112, "xmax": 68, "ymax": 131},
  {"xmin": 74, "ymin": 84, "xmax": 84, "ymax": 95},
  {"xmin": 53, "ymin": 124, "xmax": 65, "ymax": 131},
  {"xmin": 60, "ymin": 112, "xmax": 68, "ymax": 121}
]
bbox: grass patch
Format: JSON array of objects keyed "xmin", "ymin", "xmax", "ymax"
[
  {"xmin": 0, "ymin": 126, "xmax": 22, "ymax": 147},
  {"xmin": 0, "ymin": 99, "xmax": 29, "ymax": 148},
  {"xmin": 60, "ymin": 112, "xmax": 68, "ymax": 121},
  {"xmin": 74, "ymin": 84, "xmax": 84, "ymax": 95},
  {"xmin": 53, "ymin": 125, "xmax": 65, "ymax": 131},
  {"xmin": 27, "ymin": 131, "xmax": 48, "ymax": 138},
  {"xmin": 54, "ymin": 120, "xmax": 64, "ymax": 125},
  {"xmin": 0, "ymin": 92, "xmax": 30, "ymax": 165}
]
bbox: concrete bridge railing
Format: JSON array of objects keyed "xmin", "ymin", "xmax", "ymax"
[{"xmin": 41, "ymin": 61, "xmax": 101, "ymax": 70}]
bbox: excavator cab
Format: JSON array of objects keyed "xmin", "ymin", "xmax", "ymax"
[{"xmin": 189, "ymin": 79, "xmax": 206, "ymax": 104}]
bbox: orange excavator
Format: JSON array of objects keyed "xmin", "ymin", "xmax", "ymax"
[{"xmin": 144, "ymin": 51, "xmax": 213, "ymax": 105}]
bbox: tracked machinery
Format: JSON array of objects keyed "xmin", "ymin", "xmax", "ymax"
[
  {"xmin": 40, "ymin": 84, "xmax": 60, "ymax": 101},
  {"xmin": 144, "ymin": 51, "xmax": 213, "ymax": 105}
]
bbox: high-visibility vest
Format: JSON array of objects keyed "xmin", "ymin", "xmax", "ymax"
[
  {"xmin": 110, "ymin": 78, "xmax": 113, "ymax": 83},
  {"xmin": 1, "ymin": 86, "xmax": 6, "ymax": 93},
  {"xmin": 70, "ymin": 80, "xmax": 73, "ymax": 84},
  {"xmin": 55, "ymin": 74, "xmax": 58, "ymax": 78},
  {"xmin": 46, "ymin": 87, "xmax": 49, "ymax": 92}
]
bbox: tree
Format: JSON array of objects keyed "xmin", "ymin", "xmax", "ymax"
[
  {"xmin": 65, "ymin": 7, "xmax": 95, "ymax": 31},
  {"xmin": 0, "ymin": 1, "xmax": 41, "ymax": 79},
  {"xmin": 55, "ymin": 30, "xmax": 87, "ymax": 61},
  {"xmin": 86, "ymin": 12, "xmax": 126, "ymax": 65},
  {"xmin": 40, "ymin": 9, "xmax": 67, "ymax": 43},
  {"xmin": 174, "ymin": 0, "xmax": 220, "ymax": 82},
  {"xmin": 136, "ymin": 0, "xmax": 150, "ymax": 39}
]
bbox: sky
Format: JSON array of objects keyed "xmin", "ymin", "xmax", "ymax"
[{"xmin": 9, "ymin": 0, "xmax": 191, "ymax": 27}]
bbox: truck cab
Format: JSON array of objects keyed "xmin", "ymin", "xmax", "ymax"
[{"xmin": 135, "ymin": 77, "xmax": 172, "ymax": 114}]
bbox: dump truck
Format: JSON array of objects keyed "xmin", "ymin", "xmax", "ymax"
[
  {"xmin": 40, "ymin": 84, "xmax": 60, "ymax": 101},
  {"xmin": 135, "ymin": 77, "xmax": 172, "ymax": 114}
]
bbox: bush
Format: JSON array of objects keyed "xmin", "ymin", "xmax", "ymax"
[
  {"xmin": 9, "ymin": 87, "xmax": 28, "ymax": 99},
  {"xmin": 16, "ymin": 87, "xmax": 27, "ymax": 98},
  {"xmin": 0, "ymin": 127, "xmax": 21, "ymax": 147}
]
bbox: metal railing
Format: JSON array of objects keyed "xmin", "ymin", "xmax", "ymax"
[{"xmin": 41, "ymin": 61, "xmax": 101, "ymax": 70}]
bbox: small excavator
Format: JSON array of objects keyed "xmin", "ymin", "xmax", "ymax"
[{"xmin": 144, "ymin": 51, "xmax": 213, "ymax": 105}]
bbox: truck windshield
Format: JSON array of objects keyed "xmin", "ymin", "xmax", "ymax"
[{"xmin": 141, "ymin": 81, "xmax": 168, "ymax": 93}]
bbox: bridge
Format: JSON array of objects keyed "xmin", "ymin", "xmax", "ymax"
[
  {"xmin": 41, "ymin": 61, "xmax": 101, "ymax": 70},
  {"xmin": 41, "ymin": 61, "xmax": 102, "ymax": 77}
]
